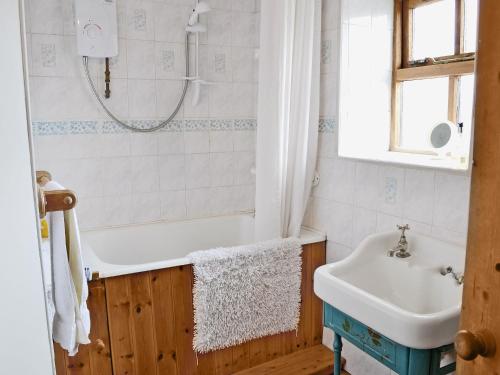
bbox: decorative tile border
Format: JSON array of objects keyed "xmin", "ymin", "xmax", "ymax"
[
  {"xmin": 234, "ymin": 119, "xmax": 257, "ymax": 131},
  {"xmin": 32, "ymin": 118, "xmax": 255, "ymax": 136},
  {"xmin": 319, "ymin": 118, "xmax": 336, "ymax": 133},
  {"xmin": 32, "ymin": 121, "xmax": 98, "ymax": 136},
  {"xmin": 32, "ymin": 118, "xmax": 334, "ymax": 136}
]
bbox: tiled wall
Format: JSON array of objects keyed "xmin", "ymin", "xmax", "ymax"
[
  {"xmin": 313, "ymin": 1, "xmax": 468, "ymax": 374},
  {"xmin": 25, "ymin": 0, "xmax": 260, "ymax": 230}
]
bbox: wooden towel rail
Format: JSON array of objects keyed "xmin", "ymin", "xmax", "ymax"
[{"xmin": 36, "ymin": 170, "xmax": 77, "ymax": 219}]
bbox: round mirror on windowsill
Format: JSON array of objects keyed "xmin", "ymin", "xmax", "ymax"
[{"xmin": 429, "ymin": 121, "xmax": 457, "ymax": 156}]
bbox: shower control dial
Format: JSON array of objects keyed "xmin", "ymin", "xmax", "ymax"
[{"xmin": 83, "ymin": 23, "xmax": 103, "ymax": 39}]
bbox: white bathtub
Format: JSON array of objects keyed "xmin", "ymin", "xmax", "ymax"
[{"xmin": 82, "ymin": 214, "xmax": 326, "ymax": 278}]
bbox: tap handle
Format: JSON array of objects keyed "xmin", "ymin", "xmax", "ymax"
[{"xmin": 397, "ymin": 224, "xmax": 410, "ymax": 235}]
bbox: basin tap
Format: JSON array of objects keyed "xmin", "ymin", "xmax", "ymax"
[
  {"xmin": 388, "ymin": 224, "xmax": 411, "ymax": 258},
  {"xmin": 440, "ymin": 266, "xmax": 464, "ymax": 285}
]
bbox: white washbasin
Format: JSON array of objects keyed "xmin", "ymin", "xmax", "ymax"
[{"xmin": 314, "ymin": 231, "xmax": 465, "ymax": 349}]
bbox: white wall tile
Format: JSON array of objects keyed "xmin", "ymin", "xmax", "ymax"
[
  {"xmin": 232, "ymin": 47, "xmax": 257, "ymax": 82},
  {"xmin": 231, "ymin": 12, "xmax": 258, "ymax": 47},
  {"xmin": 322, "ymin": 0, "xmax": 341, "ymax": 31},
  {"xmin": 155, "ymin": 79, "xmax": 185, "ymax": 118},
  {"xmin": 30, "ymin": 34, "xmax": 65, "ymax": 77},
  {"xmin": 158, "ymin": 132, "xmax": 185, "ymax": 154},
  {"xmin": 331, "ymin": 157, "xmax": 356, "ymax": 204},
  {"xmin": 127, "ymin": 39, "xmax": 155, "ymax": 79},
  {"xmin": 232, "ymin": 0, "xmax": 256, "ymax": 12},
  {"xmin": 207, "ymin": 11, "xmax": 232, "ymax": 46},
  {"xmin": 233, "ymin": 152, "xmax": 255, "ymax": 185},
  {"xmin": 207, "ymin": 45, "xmax": 233, "ymax": 82},
  {"xmin": 128, "ymin": 79, "xmax": 157, "ymax": 118},
  {"xmin": 328, "ymin": 201, "xmax": 354, "ymax": 247},
  {"xmin": 131, "ymin": 155, "xmax": 160, "ymax": 193},
  {"xmin": 186, "ymin": 188, "xmax": 212, "ymax": 217},
  {"xmin": 154, "ymin": 4, "xmax": 191, "ymax": 43},
  {"xmin": 126, "ymin": 0, "xmax": 155, "ymax": 41},
  {"xmin": 159, "ymin": 154, "xmax": 186, "ymax": 190},
  {"xmin": 155, "ymin": 42, "xmax": 186, "ymax": 80},
  {"xmin": 354, "ymin": 162, "xmax": 379, "ymax": 210},
  {"xmin": 433, "ymin": 173, "xmax": 470, "ymax": 233},
  {"xmin": 184, "ymin": 131, "xmax": 210, "ymax": 153},
  {"xmin": 232, "ymin": 83, "xmax": 256, "ymax": 117},
  {"xmin": 102, "ymin": 195, "xmax": 133, "ymax": 226},
  {"xmin": 209, "ymin": 83, "xmax": 234, "ymax": 117},
  {"xmin": 97, "ymin": 78, "xmax": 130, "ymax": 118},
  {"xmin": 210, "ymin": 153, "xmax": 234, "ymax": 186},
  {"xmin": 100, "ymin": 157, "xmax": 132, "ymax": 196},
  {"xmin": 352, "ymin": 207, "xmax": 377, "ymax": 248},
  {"xmin": 186, "ymin": 153, "xmax": 210, "ymax": 188},
  {"xmin": 377, "ymin": 165, "xmax": 405, "ymax": 217},
  {"xmin": 131, "ymin": 192, "xmax": 161, "ymax": 223},
  {"xmin": 160, "ymin": 190, "xmax": 187, "ymax": 220},
  {"xmin": 130, "ymin": 133, "xmax": 159, "ymax": 156},
  {"xmin": 233, "ymin": 130, "xmax": 255, "ymax": 151},
  {"xmin": 210, "ymin": 130, "xmax": 234, "ymax": 152},
  {"xmin": 30, "ymin": 0, "xmax": 64, "ymax": 34},
  {"xmin": 403, "ymin": 168, "xmax": 435, "ymax": 224}
]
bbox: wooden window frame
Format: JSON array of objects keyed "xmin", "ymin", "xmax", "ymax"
[{"xmin": 390, "ymin": 0, "xmax": 475, "ymax": 153}]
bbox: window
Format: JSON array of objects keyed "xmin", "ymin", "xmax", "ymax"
[{"xmin": 391, "ymin": 0, "xmax": 478, "ymax": 155}]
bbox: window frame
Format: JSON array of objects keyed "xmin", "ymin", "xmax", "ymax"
[{"xmin": 390, "ymin": 0, "xmax": 475, "ymax": 153}]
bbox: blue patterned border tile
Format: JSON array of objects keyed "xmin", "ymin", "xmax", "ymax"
[
  {"xmin": 159, "ymin": 119, "xmax": 184, "ymax": 132},
  {"xmin": 32, "ymin": 118, "xmax": 260, "ymax": 136},
  {"xmin": 100, "ymin": 120, "xmax": 130, "ymax": 134},
  {"xmin": 68, "ymin": 121, "xmax": 98, "ymax": 134},
  {"xmin": 32, "ymin": 121, "xmax": 98, "ymax": 136},
  {"xmin": 210, "ymin": 119, "xmax": 234, "ymax": 131},
  {"xmin": 319, "ymin": 118, "xmax": 335, "ymax": 133},
  {"xmin": 234, "ymin": 119, "xmax": 257, "ymax": 131},
  {"xmin": 183, "ymin": 119, "xmax": 210, "ymax": 131}
]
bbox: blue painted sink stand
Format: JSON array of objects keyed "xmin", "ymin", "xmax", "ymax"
[{"xmin": 324, "ymin": 304, "xmax": 456, "ymax": 375}]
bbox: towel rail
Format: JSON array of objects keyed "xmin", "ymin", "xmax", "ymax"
[{"xmin": 36, "ymin": 170, "xmax": 77, "ymax": 219}]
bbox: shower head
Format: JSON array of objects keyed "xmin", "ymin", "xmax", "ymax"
[{"xmin": 188, "ymin": 1, "xmax": 211, "ymax": 26}]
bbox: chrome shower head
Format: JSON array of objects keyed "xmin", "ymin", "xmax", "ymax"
[{"xmin": 188, "ymin": 1, "xmax": 211, "ymax": 26}]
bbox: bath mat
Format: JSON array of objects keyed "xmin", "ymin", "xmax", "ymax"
[{"xmin": 188, "ymin": 237, "xmax": 302, "ymax": 353}]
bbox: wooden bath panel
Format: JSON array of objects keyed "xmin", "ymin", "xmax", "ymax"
[{"xmin": 54, "ymin": 241, "xmax": 326, "ymax": 375}]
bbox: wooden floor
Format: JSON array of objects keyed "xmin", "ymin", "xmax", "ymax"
[{"xmin": 234, "ymin": 345, "xmax": 349, "ymax": 375}]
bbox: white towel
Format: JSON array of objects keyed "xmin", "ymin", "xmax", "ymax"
[
  {"xmin": 188, "ymin": 237, "xmax": 302, "ymax": 353},
  {"xmin": 45, "ymin": 181, "xmax": 90, "ymax": 356}
]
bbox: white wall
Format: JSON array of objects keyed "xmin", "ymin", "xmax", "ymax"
[
  {"xmin": 310, "ymin": 1, "xmax": 469, "ymax": 374},
  {"xmin": 25, "ymin": 0, "xmax": 260, "ymax": 229},
  {"xmin": 0, "ymin": 1, "xmax": 53, "ymax": 373}
]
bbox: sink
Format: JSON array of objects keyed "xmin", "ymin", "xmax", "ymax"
[{"xmin": 314, "ymin": 231, "xmax": 466, "ymax": 349}]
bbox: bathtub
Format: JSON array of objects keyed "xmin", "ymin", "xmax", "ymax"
[{"xmin": 82, "ymin": 214, "xmax": 326, "ymax": 279}]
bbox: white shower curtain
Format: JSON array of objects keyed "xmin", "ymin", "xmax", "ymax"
[{"xmin": 255, "ymin": 0, "xmax": 322, "ymax": 240}]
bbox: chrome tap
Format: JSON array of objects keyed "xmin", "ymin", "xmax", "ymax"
[
  {"xmin": 440, "ymin": 266, "xmax": 464, "ymax": 285},
  {"xmin": 388, "ymin": 224, "xmax": 411, "ymax": 258}
]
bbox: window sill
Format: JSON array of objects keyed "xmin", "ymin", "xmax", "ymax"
[{"xmin": 339, "ymin": 150, "xmax": 471, "ymax": 172}]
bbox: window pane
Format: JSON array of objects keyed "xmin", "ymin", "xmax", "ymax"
[
  {"xmin": 412, "ymin": 0, "xmax": 455, "ymax": 60},
  {"xmin": 399, "ymin": 78, "xmax": 449, "ymax": 151},
  {"xmin": 464, "ymin": 0, "xmax": 478, "ymax": 53}
]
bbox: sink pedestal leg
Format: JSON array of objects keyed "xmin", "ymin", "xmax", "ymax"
[{"xmin": 333, "ymin": 332, "xmax": 343, "ymax": 375}]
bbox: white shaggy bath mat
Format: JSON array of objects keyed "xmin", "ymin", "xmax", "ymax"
[{"xmin": 187, "ymin": 237, "xmax": 302, "ymax": 353}]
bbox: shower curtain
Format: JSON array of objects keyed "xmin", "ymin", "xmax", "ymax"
[{"xmin": 255, "ymin": 0, "xmax": 321, "ymax": 240}]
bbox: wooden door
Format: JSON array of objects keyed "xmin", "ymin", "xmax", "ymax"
[
  {"xmin": 456, "ymin": 1, "xmax": 500, "ymax": 373},
  {"xmin": 54, "ymin": 280, "xmax": 113, "ymax": 375}
]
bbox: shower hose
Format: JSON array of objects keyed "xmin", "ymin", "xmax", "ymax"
[{"xmin": 82, "ymin": 33, "xmax": 190, "ymax": 133}]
